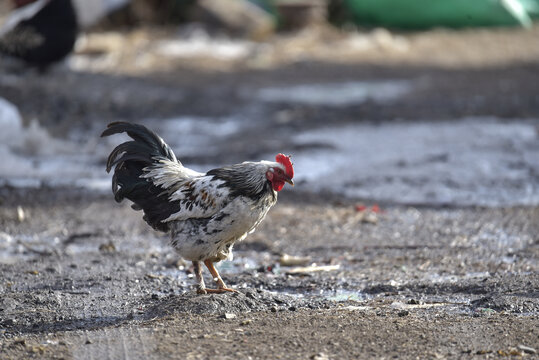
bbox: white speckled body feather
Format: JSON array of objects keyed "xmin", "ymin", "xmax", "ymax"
[{"xmin": 170, "ymin": 192, "xmax": 276, "ymax": 261}]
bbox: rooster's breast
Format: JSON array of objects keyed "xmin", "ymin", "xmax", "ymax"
[{"xmin": 169, "ymin": 193, "xmax": 276, "ymax": 262}]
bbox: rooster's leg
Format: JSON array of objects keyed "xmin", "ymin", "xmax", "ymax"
[
  {"xmin": 203, "ymin": 260, "xmax": 238, "ymax": 293},
  {"xmin": 193, "ymin": 261, "xmax": 207, "ymax": 294}
]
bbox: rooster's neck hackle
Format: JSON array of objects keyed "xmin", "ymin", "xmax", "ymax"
[{"xmin": 207, "ymin": 162, "xmax": 276, "ymax": 201}]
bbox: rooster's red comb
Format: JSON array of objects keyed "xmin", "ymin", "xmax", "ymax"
[{"xmin": 275, "ymin": 153, "xmax": 294, "ymax": 178}]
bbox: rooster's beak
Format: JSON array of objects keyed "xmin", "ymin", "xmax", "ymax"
[{"xmin": 285, "ymin": 177, "xmax": 294, "ymax": 186}]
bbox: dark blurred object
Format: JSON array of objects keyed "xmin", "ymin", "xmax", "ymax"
[
  {"xmin": 13, "ymin": 0, "xmax": 40, "ymax": 7},
  {"xmin": 0, "ymin": 0, "xmax": 78, "ymax": 69},
  {"xmin": 327, "ymin": 0, "xmax": 354, "ymax": 26},
  {"xmin": 130, "ymin": 0, "xmax": 195, "ymax": 24},
  {"xmin": 89, "ymin": 0, "xmax": 197, "ymax": 29},
  {"xmin": 275, "ymin": 0, "xmax": 327, "ymax": 30}
]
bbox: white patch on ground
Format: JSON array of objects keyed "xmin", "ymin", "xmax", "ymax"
[
  {"xmin": 0, "ymin": 98, "xmax": 102, "ymax": 188},
  {"xmin": 155, "ymin": 29, "xmax": 253, "ymax": 61},
  {"xmin": 0, "ymin": 100, "xmax": 243, "ymax": 190},
  {"xmin": 2, "ymin": 97, "xmax": 539, "ymax": 206},
  {"xmin": 0, "ymin": 98, "xmax": 111, "ymax": 189},
  {"xmin": 291, "ymin": 119, "xmax": 539, "ymax": 206},
  {"xmin": 256, "ymin": 81, "xmax": 412, "ymax": 106}
]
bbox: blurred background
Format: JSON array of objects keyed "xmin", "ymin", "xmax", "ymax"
[
  {"xmin": 1, "ymin": 0, "xmax": 539, "ymax": 206},
  {"xmin": 1, "ymin": 3, "xmax": 539, "ymax": 351}
]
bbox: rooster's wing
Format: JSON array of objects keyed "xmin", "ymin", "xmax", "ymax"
[
  {"xmin": 141, "ymin": 159, "xmax": 232, "ymax": 223},
  {"xmin": 102, "ymin": 121, "xmax": 229, "ymax": 231}
]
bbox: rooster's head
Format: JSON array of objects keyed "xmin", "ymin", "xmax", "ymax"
[{"xmin": 266, "ymin": 154, "xmax": 294, "ymax": 192}]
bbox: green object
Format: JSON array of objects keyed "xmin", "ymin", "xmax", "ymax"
[
  {"xmin": 248, "ymin": 0, "xmax": 279, "ymax": 17},
  {"xmin": 521, "ymin": 0, "xmax": 539, "ymax": 17},
  {"xmin": 248, "ymin": 0, "xmax": 280, "ymax": 26},
  {"xmin": 343, "ymin": 0, "xmax": 537, "ymax": 29}
]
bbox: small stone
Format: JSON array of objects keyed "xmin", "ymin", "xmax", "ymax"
[
  {"xmin": 497, "ymin": 349, "xmax": 523, "ymax": 356},
  {"xmin": 31, "ymin": 345, "xmax": 46, "ymax": 354},
  {"xmin": 222, "ymin": 313, "xmax": 236, "ymax": 319},
  {"xmin": 476, "ymin": 350, "xmax": 492, "ymax": 355},
  {"xmin": 13, "ymin": 338, "xmax": 26, "ymax": 345},
  {"xmin": 288, "ymin": 306, "xmax": 297, "ymax": 311},
  {"xmin": 151, "ymin": 294, "xmax": 159, "ymax": 300},
  {"xmin": 240, "ymin": 319, "xmax": 252, "ymax": 326},
  {"xmin": 398, "ymin": 310, "xmax": 409, "ymax": 317},
  {"xmin": 311, "ymin": 353, "xmax": 329, "ymax": 360},
  {"xmin": 85, "ymin": 339, "xmax": 93, "ymax": 344},
  {"xmin": 246, "ymin": 291, "xmax": 257, "ymax": 299},
  {"xmin": 17, "ymin": 206, "xmax": 25, "ymax": 222},
  {"xmin": 99, "ymin": 241, "xmax": 116, "ymax": 253},
  {"xmin": 270, "ymin": 306, "xmax": 278, "ymax": 312},
  {"xmin": 279, "ymin": 253, "xmax": 311, "ymax": 266},
  {"xmin": 517, "ymin": 345, "xmax": 536, "ymax": 354},
  {"xmin": 390, "ymin": 301, "xmax": 406, "ymax": 309},
  {"xmin": 145, "ymin": 274, "xmax": 164, "ymax": 280}
]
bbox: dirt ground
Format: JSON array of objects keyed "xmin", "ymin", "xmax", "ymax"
[{"xmin": 1, "ymin": 25, "xmax": 538, "ymax": 359}]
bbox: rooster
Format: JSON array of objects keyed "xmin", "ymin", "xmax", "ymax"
[{"xmin": 101, "ymin": 122, "xmax": 294, "ymax": 294}]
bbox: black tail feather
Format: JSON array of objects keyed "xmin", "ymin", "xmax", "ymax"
[
  {"xmin": 105, "ymin": 141, "xmax": 155, "ymax": 173},
  {"xmin": 101, "ymin": 122, "xmax": 180, "ymax": 232},
  {"xmin": 101, "ymin": 122, "xmax": 177, "ymax": 164}
]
